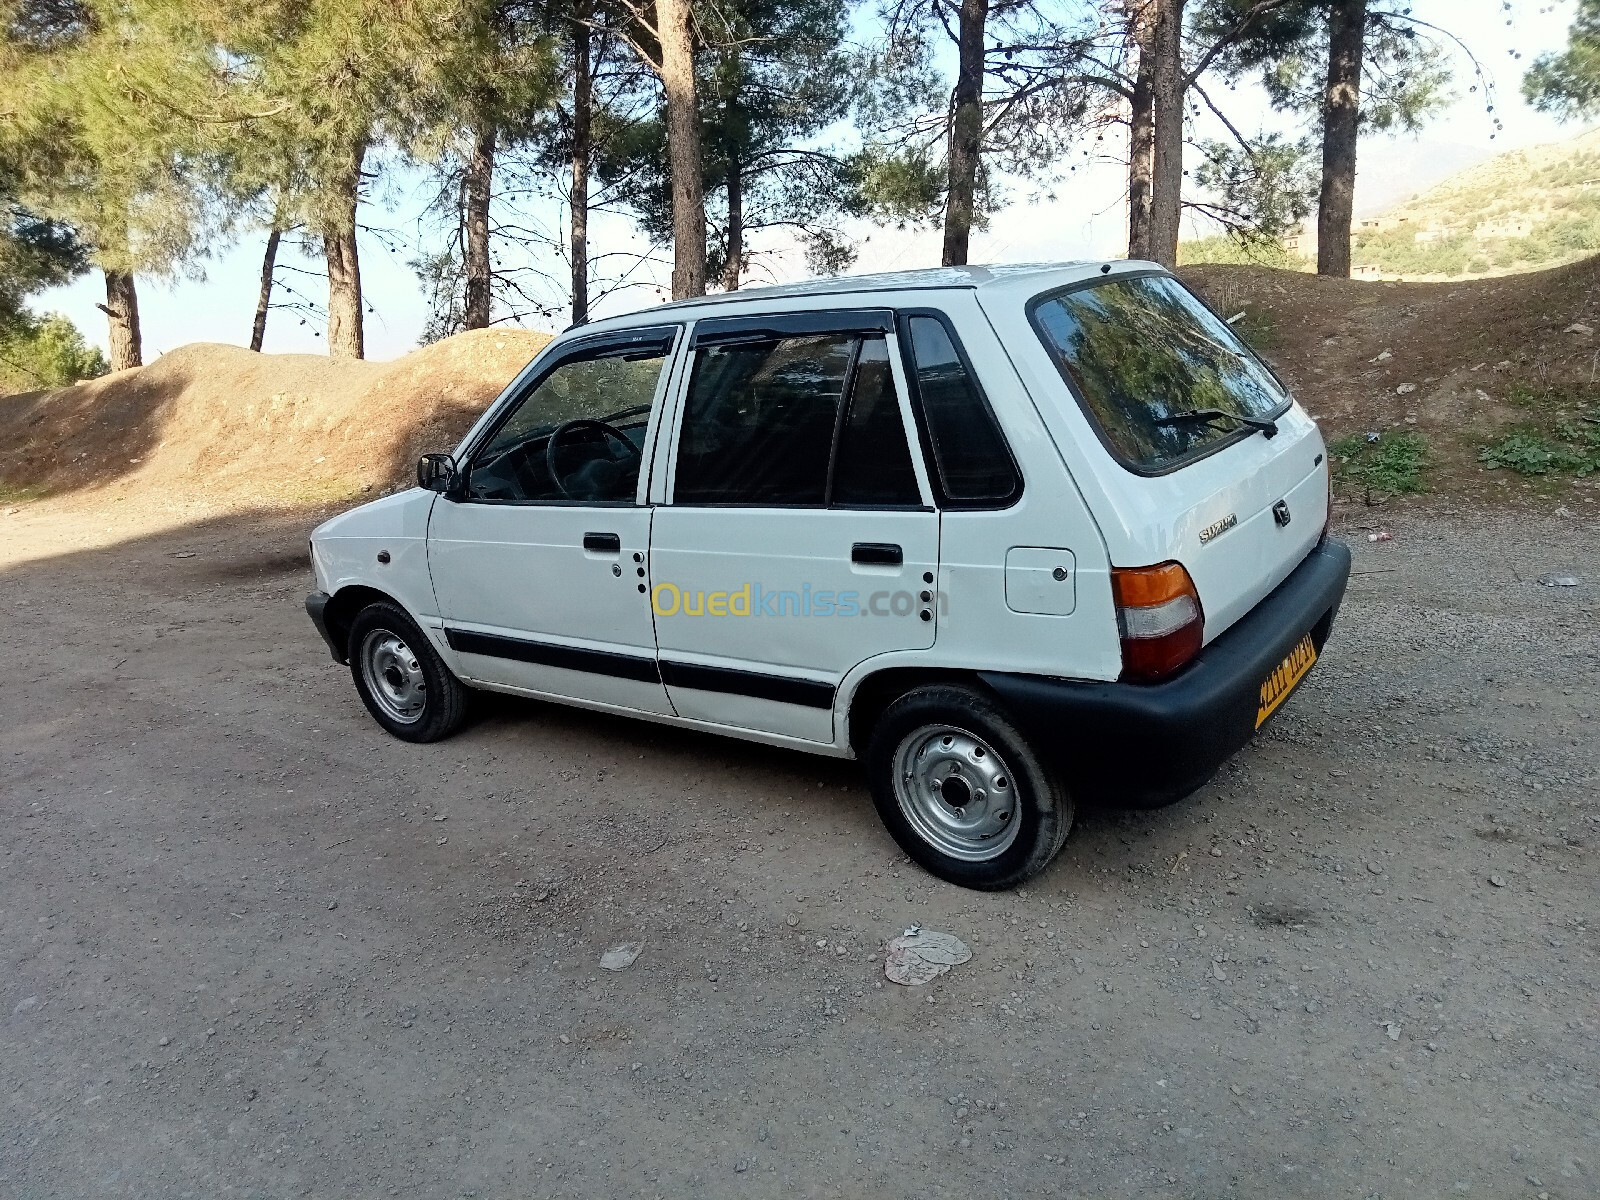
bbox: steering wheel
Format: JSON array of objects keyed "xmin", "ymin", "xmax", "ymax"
[{"xmin": 545, "ymin": 418, "xmax": 642, "ymax": 501}]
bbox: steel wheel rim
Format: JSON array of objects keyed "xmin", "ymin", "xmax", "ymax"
[
  {"xmin": 359, "ymin": 627, "xmax": 427, "ymax": 725},
  {"xmin": 892, "ymin": 724, "xmax": 1021, "ymax": 862}
]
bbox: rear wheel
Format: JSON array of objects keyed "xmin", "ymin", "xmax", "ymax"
[
  {"xmin": 347, "ymin": 601, "xmax": 469, "ymax": 742},
  {"xmin": 865, "ymin": 684, "xmax": 1071, "ymax": 890}
]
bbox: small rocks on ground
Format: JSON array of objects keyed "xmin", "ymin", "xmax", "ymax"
[{"xmin": 600, "ymin": 942, "xmax": 643, "ymax": 971}]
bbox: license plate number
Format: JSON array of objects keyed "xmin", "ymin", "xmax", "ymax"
[{"xmin": 1256, "ymin": 634, "xmax": 1317, "ymax": 728}]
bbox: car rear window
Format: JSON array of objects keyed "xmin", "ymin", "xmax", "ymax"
[{"xmin": 1029, "ymin": 273, "xmax": 1292, "ymax": 473}]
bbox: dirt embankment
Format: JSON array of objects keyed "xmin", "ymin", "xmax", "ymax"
[
  {"xmin": 8, "ymin": 256, "xmax": 1600, "ymax": 518},
  {"xmin": 1183, "ymin": 258, "xmax": 1600, "ymax": 509},
  {"xmin": 0, "ymin": 327, "xmax": 551, "ymax": 514}
]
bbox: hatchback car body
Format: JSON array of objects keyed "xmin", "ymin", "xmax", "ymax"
[{"xmin": 307, "ymin": 262, "xmax": 1351, "ymax": 889}]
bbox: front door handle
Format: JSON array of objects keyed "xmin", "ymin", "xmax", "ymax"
[
  {"xmin": 852, "ymin": 542, "xmax": 903, "ymax": 566},
  {"xmin": 583, "ymin": 532, "xmax": 622, "ymax": 553}
]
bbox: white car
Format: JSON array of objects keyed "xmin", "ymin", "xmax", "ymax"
[{"xmin": 306, "ymin": 262, "xmax": 1350, "ymax": 890}]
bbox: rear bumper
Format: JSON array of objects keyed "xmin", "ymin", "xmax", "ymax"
[
  {"xmin": 980, "ymin": 538, "xmax": 1352, "ymax": 807},
  {"xmin": 305, "ymin": 591, "xmax": 346, "ymax": 662}
]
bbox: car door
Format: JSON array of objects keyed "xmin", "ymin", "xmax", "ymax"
[
  {"xmin": 428, "ymin": 326, "xmax": 680, "ymax": 715},
  {"xmin": 649, "ymin": 311, "xmax": 939, "ymax": 744}
]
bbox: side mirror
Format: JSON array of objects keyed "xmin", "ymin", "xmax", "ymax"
[{"xmin": 417, "ymin": 452, "xmax": 458, "ymax": 495}]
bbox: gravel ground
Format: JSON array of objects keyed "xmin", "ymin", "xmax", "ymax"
[{"xmin": 1, "ymin": 501, "xmax": 1596, "ymax": 1199}]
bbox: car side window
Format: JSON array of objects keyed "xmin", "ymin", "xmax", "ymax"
[
  {"xmin": 830, "ymin": 338, "xmax": 921, "ymax": 507},
  {"xmin": 673, "ymin": 332, "xmax": 921, "ymax": 508},
  {"xmin": 903, "ymin": 315, "xmax": 1021, "ymax": 507},
  {"xmin": 466, "ymin": 345, "xmax": 668, "ymax": 504}
]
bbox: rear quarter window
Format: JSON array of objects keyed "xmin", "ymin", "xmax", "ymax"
[{"xmin": 1029, "ymin": 273, "xmax": 1292, "ymax": 474}]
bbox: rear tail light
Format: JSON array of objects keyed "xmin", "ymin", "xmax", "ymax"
[{"xmin": 1111, "ymin": 561, "xmax": 1205, "ymax": 682}]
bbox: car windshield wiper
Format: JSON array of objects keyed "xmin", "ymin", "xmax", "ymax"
[{"xmin": 1151, "ymin": 408, "xmax": 1278, "ymax": 438}]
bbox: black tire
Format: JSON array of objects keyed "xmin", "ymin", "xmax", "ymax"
[
  {"xmin": 865, "ymin": 683, "xmax": 1072, "ymax": 891},
  {"xmin": 346, "ymin": 600, "xmax": 470, "ymax": 743}
]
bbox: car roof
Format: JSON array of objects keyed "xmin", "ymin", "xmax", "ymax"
[{"xmin": 571, "ymin": 260, "xmax": 1160, "ymax": 337}]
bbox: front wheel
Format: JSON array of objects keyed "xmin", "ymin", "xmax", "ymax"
[
  {"xmin": 865, "ymin": 684, "xmax": 1071, "ymax": 890},
  {"xmin": 347, "ymin": 601, "xmax": 469, "ymax": 742}
]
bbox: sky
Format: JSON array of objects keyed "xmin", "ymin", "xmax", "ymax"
[{"xmin": 34, "ymin": 0, "xmax": 1588, "ymax": 363}]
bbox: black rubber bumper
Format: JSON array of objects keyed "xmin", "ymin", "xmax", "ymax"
[
  {"xmin": 979, "ymin": 538, "xmax": 1353, "ymax": 807},
  {"xmin": 305, "ymin": 591, "xmax": 346, "ymax": 663}
]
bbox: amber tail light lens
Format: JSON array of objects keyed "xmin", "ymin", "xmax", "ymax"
[{"xmin": 1111, "ymin": 562, "xmax": 1205, "ymax": 682}]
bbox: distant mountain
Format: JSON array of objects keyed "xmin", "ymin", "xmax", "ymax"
[{"xmin": 1340, "ymin": 126, "xmax": 1600, "ymax": 280}]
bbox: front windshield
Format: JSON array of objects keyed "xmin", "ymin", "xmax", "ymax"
[{"xmin": 1030, "ymin": 273, "xmax": 1292, "ymax": 472}]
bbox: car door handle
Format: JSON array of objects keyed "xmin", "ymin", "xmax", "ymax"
[
  {"xmin": 583, "ymin": 532, "xmax": 622, "ymax": 553},
  {"xmin": 851, "ymin": 542, "xmax": 903, "ymax": 566}
]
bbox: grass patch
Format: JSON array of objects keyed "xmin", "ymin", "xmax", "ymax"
[
  {"xmin": 1328, "ymin": 431, "xmax": 1429, "ymax": 497},
  {"xmin": 0, "ymin": 481, "xmax": 48, "ymax": 506},
  {"xmin": 1478, "ymin": 426, "xmax": 1600, "ymax": 477},
  {"xmin": 1479, "ymin": 388, "xmax": 1600, "ymax": 477}
]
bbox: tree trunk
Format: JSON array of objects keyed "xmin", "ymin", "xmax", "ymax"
[
  {"xmin": 942, "ymin": 0, "xmax": 989, "ymax": 267},
  {"xmin": 323, "ymin": 139, "xmax": 367, "ymax": 359},
  {"xmin": 570, "ymin": 1, "xmax": 592, "ymax": 324},
  {"xmin": 657, "ymin": 0, "xmax": 706, "ymax": 300},
  {"xmin": 1147, "ymin": 0, "xmax": 1186, "ymax": 269},
  {"xmin": 463, "ymin": 123, "xmax": 496, "ymax": 329},
  {"xmin": 101, "ymin": 270, "xmax": 142, "ymax": 370},
  {"xmin": 1127, "ymin": 0, "xmax": 1156, "ymax": 260},
  {"xmin": 1317, "ymin": 0, "xmax": 1367, "ymax": 278},
  {"xmin": 250, "ymin": 226, "xmax": 281, "ymax": 353},
  {"xmin": 721, "ymin": 163, "xmax": 743, "ymax": 291}
]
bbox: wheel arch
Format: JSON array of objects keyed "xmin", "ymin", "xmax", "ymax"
[
  {"xmin": 322, "ymin": 584, "xmax": 405, "ymax": 662},
  {"xmin": 845, "ymin": 666, "xmax": 999, "ymax": 756}
]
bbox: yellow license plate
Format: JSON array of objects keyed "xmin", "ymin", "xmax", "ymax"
[{"xmin": 1256, "ymin": 634, "xmax": 1318, "ymax": 728}]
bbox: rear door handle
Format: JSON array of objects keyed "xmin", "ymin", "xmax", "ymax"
[
  {"xmin": 583, "ymin": 532, "xmax": 622, "ymax": 553},
  {"xmin": 851, "ymin": 542, "xmax": 903, "ymax": 566}
]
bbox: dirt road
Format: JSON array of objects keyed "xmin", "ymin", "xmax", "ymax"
[{"xmin": 2, "ymin": 500, "xmax": 1596, "ymax": 1199}]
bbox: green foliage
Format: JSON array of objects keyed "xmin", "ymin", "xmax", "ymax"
[
  {"xmin": 0, "ymin": 0, "xmax": 230, "ymax": 278},
  {"xmin": 1478, "ymin": 386, "xmax": 1600, "ymax": 476},
  {"xmin": 1199, "ymin": 1, "xmax": 1455, "ymax": 134},
  {"xmin": 0, "ymin": 309, "xmax": 107, "ymax": 393},
  {"xmin": 1328, "ymin": 431, "xmax": 1428, "ymax": 495},
  {"xmin": 595, "ymin": 0, "xmax": 869, "ymax": 282},
  {"xmin": 1524, "ymin": 0, "xmax": 1600, "ymax": 120},
  {"xmin": 855, "ymin": 0, "xmax": 1099, "ymax": 235},
  {"xmin": 1192, "ymin": 133, "xmax": 1318, "ymax": 243},
  {"xmin": 1478, "ymin": 428, "xmax": 1600, "ymax": 477},
  {"xmin": 1179, "ymin": 236, "xmax": 1306, "ymax": 269},
  {"xmin": 1, "ymin": 174, "xmax": 87, "ymax": 329}
]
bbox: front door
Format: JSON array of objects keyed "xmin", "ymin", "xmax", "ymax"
[
  {"xmin": 429, "ymin": 327, "xmax": 679, "ymax": 715},
  {"xmin": 649, "ymin": 312, "xmax": 939, "ymax": 744}
]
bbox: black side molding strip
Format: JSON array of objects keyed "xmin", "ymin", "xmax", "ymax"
[
  {"xmin": 445, "ymin": 628, "xmax": 661, "ymax": 683},
  {"xmin": 443, "ymin": 628, "xmax": 836, "ymax": 708},
  {"xmin": 659, "ymin": 660, "xmax": 835, "ymax": 709}
]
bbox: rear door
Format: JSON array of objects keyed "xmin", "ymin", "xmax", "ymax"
[{"xmin": 649, "ymin": 311, "xmax": 938, "ymax": 744}]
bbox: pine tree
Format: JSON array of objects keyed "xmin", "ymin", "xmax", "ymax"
[
  {"xmin": 594, "ymin": 0, "xmax": 867, "ymax": 290},
  {"xmin": 1, "ymin": 0, "xmax": 228, "ymax": 368},
  {"xmin": 1525, "ymin": 0, "xmax": 1600, "ymax": 120},
  {"xmin": 864, "ymin": 0, "xmax": 1102, "ymax": 266},
  {"xmin": 1196, "ymin": 0, "xmax": 1459, "ymax": 275}
]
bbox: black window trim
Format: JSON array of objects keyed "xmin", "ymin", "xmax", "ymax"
[
  {"xmin": 1023, "ymin": 268, "xmax": 1295, "ymax": 480},
  {"xmin": 456, "ymin": 324, "xmax": 681, "ymax": 507},
  {"xmin": 691, "ymin": 308, "xmax": 895, "ymax": 347},
  {"xmin": 671, "ymin": 309, "xmax": 929, "ymax": 512},
  {"xmin": 893, "ymin": 307, "xmax": 1025, "ymax": 511}
]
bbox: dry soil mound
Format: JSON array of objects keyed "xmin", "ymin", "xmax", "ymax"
[
  {"xmin": 1182, "ymin": 257, "xmax": 1600, "ymax": 506},
  {"xmin": 0, "ymin": 327, "xmax": 550, "ymax": 512}
]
